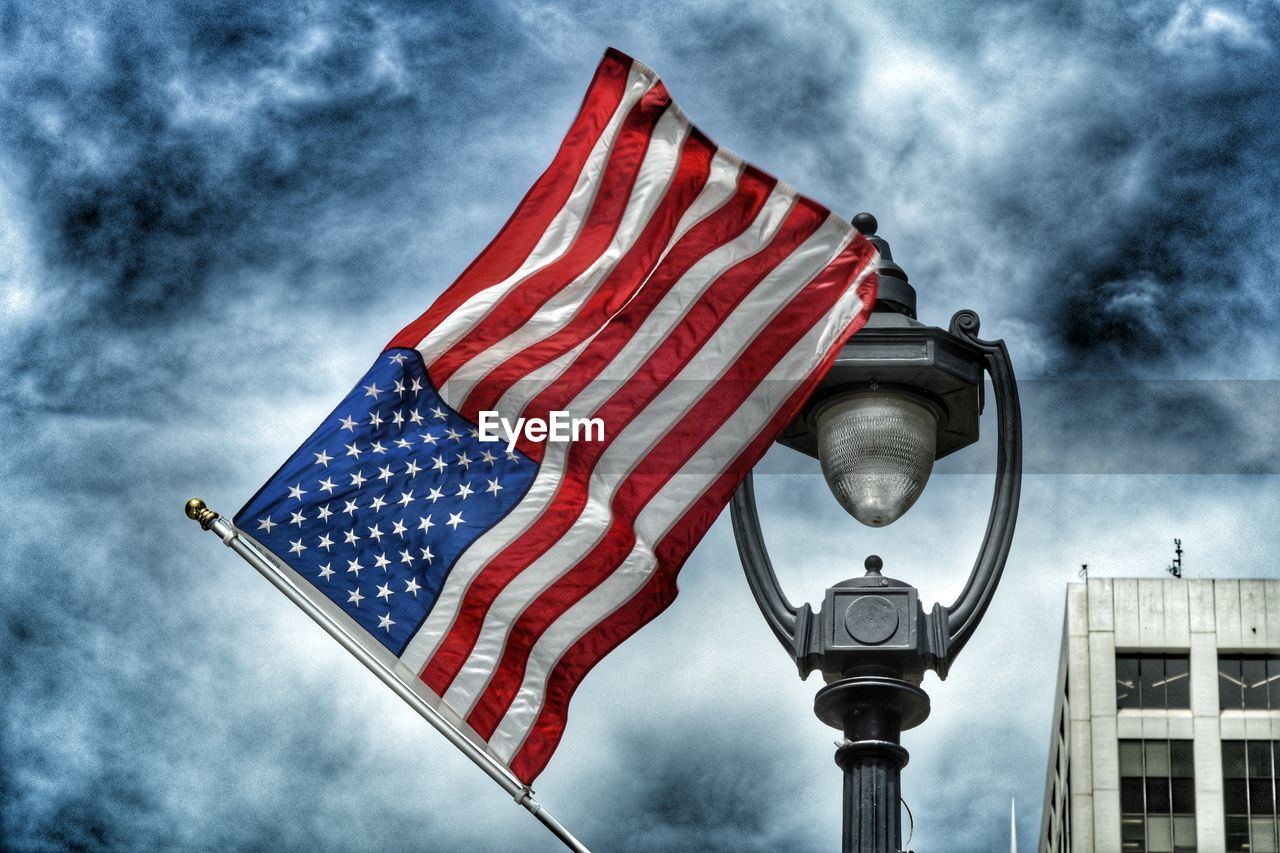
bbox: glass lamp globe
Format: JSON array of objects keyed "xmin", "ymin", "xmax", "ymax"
[{"xmin": 815, "ymin": 392, "xmax": 939, "ymax": 527}]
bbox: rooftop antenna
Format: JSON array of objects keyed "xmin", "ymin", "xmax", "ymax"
[
  {"xmin": 1079, "ymin": 563, "xmax": 1088, "ymax": 580},
  {"xmin": 1167, "ymin": 539, "xmax": 1183, "ymax": 579}
]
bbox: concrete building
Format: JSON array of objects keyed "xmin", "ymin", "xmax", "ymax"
[{"xmin": 1040, "ymin": 579, "xmax": 1280, "ymax": 853}]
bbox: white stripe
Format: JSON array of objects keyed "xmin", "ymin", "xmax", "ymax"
[
  {"xmin": 397, "ymin": 183, "xmax": 800, "ymax": 676},
  {"xmin": 490, "ymin": 252, "xmax": 875, "ymax": 763},
  {"xmin": 414, "ymin": 63, "xmax": 656, "ymax": 369},
  {"xmin": 489, "ymin": 151, "xmax": 745, "ymax": 423},
  {"xmin": 442, "ymin": 215, "xmax": 856, "ymax": 714},
  {"xmin": 440, "ymin": 107, "xmax": 693, "ymax": 412}
]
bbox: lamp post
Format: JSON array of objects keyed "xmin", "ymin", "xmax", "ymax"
[{"xmin": 731, "ymin": 213, "xmax": 1022, "ymax": 853}]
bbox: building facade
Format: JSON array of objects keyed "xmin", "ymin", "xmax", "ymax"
[{"xmin": 1040, "ymin": 579, "xmax": 1280, "ymax": 853}]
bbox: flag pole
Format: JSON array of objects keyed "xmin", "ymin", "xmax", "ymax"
[{"xmin": 184, "ymin": 498, "xmax": 590, "ymax": 853}]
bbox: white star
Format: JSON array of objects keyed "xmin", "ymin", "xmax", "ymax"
[
  {"xmin": 420, "ymin": 431, "xmax": 439, "ymax": 445},
  {"xmin": 346, "ymin": 558, "xmax": 363, "ymax": 576},
  {"xmin": 377, "ymin": 464, "xmax": 394, "ymax": 482},
  {"xmin": 378, "ymin": 612, "xmax": 396, "ymax": 632},
  {"xmin": 314, "ymin": 449, "xmax": 333, "ymax": 467},
  {"xmin": 369, "ymin": 411, "xmax": 384, "ymax": 428},
  {"xmin": 431, "ymin": 406, "xmax": 447, "ymax": 421},
  {"xmin": 318, "ymin": 477, "xmax": 337, "ymax": 494},
  {"xmin": 349, "ymin": 471, "xmax": 367, "ymax": 488},
  {"xmin": 363, "ymin": 383, "xmax": 382, "ymax": 399},
  {"xmin": 317, "ymin": 503, "xmax": 333, "ymax": 521},
  {"xmin": 289, "ymin": 538, "xmax": 307, "ymax": 555},
  {"xmin": 397, "ymin": 490, "xmax": 415, "ymax": 507},
  {"xmin": 391, "ymin": 519, "xmax": 407, "ymax": 537},
  {"xmin": 317, "ymin": 533, "xmax": 334, "ymax": 551},
  {"xmin": 405, "ymin": 577, "xmax": 421, "ymax": 596},
  {"xmin": 444, "ymin": 427, "xmax": 462, "ymax": 441},
  {"xmin": 370, "ymin": 441, "xmax": 387, "ymax": 454},
  {"xmin": 456, "ymin": 482, "xmax": 473, "ymax": 500},
  {"xmin": 417, "ymin": 515, "xmax": 434, "ymax": 533},
  {"xmin": 485, "ymin": 478, "xmax": 503, "ymax": 496},
  {"xmin": 394, "ymin": 438, "xmax": 413, "ymax": 449},
  {"xmin": 290, "ymin": 510, "xmax": 307, "ymax": 527},
  {"xmin": 376, "ymin": 582, "xmax": 393, "ymax": 601},
  {"xmin": 420, "ymin": 545, "xmax": 435, "ymax": 564},
  {"xmin": 388, "ymin": 353, "xmax": 408, "ymax": 365},
  {"xmin": 404, "ymin": 459, "xmax": 421, "ymax": 477},
  {"xmin": 374, "ymin": 553, "xmax": 390, "ymax": 571},
  {"xmin": 348, "ymin": 587, "xmax": 364, "ymax": 606},
  {"xmin": 456, "ymin": 452, "xmax": 472, "ymax": 470},
  {"xmin": 446, "ymin": 512, "xmax": 465, "ymax": 530},
  {"xmin": 367, "ymin": 523, "xmax": 384, "ymax": 543},
  {"xmin": 392, "ymin": 409, "xmax": 405, "ymax": 427},
  {"xmin": 288, "ymin": 483, "xmax": 307, "ymax": 500},
  {"xmin": 370, "ymin": 495, "xmax": 387, "ymax": 511},
  {"xmin": 431, "ymin": 455, "xmax": 448, "ymax": 472},
  {"xmin": 345, "ymin": 442, "xmax": 363, "ymax": 459},
  {"xmin": 399, "ymin": 548, "xmax": 414, "ymax": 566},
  {"xmin": 408, "ymin": 409, "xmax": 424, "ymax": 426},
  {"xmin": 506, "ymin": 450, "xmax": 520, "ymax": 463},
  {"xmin": 342, "ymin": 499, "xmax": 360, "ymax": 516},
  {"xmin": 339, "ymin": 415, "xmax": 358, "ymax": 432},
  {"xmin": 410, "ymin": 377, "xmax": 422, "ymax": 392},
  {"xmin": 426, "ymin": 486, "xmax": 445, "ymax": 503},
  {"xmin": 469, "ymin": 427, "xmax": 479, "ymax": 438},
  {"xmin": 393, "ymin": 378, "xmax": 406, "ymax": 395},
  {"xmin": 480, "ymin": 449, "xmax": 496, "ymax": 465},
  {"xmin": 318, "ymin": 563, "xmax": 335, "ymax": 581},
  {"xmin": 257, "ymin": 516, "xmax": 277, "ymax": 533},
  {"xmin": 344, "ymin": 529, "xmax": 361, "ymax": 545}
]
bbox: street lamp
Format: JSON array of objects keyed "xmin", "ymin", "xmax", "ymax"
[{"xmin": 731, "ymin": 213, "xmax": 1022, "ymax": 852}]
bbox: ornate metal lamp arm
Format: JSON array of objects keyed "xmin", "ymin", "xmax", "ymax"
[
  {"xmin": 729, "ymin": 308, "xmax": 1021, "ymax": 680},
  {"xmin": 939, "ymin": 310, "xmax": 1023, "ymax": 662},
  {"xmin": 730, "ymin": 470, "xmax": 799, "ymax": 654}
]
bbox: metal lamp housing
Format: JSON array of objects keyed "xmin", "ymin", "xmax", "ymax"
[{"xmin": 777, "ymin": 308, "xmax": 986, "ymax": 466}]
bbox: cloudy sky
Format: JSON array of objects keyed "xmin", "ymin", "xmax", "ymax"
[{"xmin": 3, "ymin": 0, "xmax": 1279, "ymax": 850}]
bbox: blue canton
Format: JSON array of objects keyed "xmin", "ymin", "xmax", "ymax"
[{"xmin": 236, "ymin": 348, "xmax": 538, "ymax": 656}]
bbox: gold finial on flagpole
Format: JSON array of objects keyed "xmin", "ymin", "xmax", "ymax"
[{"xmin": 185, "ymin": 498, "xmax": 219, "ymax": 530}]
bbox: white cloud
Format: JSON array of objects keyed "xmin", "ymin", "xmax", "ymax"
[{"xmin": 1159, "ymin": 2, "xmax": 1273, "ymax": 54}]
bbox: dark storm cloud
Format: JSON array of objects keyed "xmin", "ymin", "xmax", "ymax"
[
  {"xmin": 0, "ymin": 0, "xmax": 544, "ymax": 415},
  {"xmin": 586, "ymin": 718, "xmax": 825, "ymax": 852},
  {"xmin": 4, "ymin": 1, "xmax": 1280, "ymax": 851},
  {"xmin": 969, "ymin": 1, "xmax": 1280, "ymax": 372},
  {"xmin": 781, "ymin": 1, "xmax": 1280, "ymax": 381}
]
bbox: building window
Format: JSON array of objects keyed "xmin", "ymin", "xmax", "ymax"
[
  {"xmin": 1224, "ymin": 740, "xmax": 1279, "ymax": 852},
  {"xmin": 1116, "ymin": 654, "xmax": 1191, "ymax": 710},
  {"xmin": 1120, "ymin": 739, "xmax": 1196, "ymax": 851},
  {"xmin": 1219, "ymin": 655, "xmax": 1280, "ymax": 710}
]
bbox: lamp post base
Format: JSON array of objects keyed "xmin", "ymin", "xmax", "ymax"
[{"xmin": 815, "ymin": 676, "xmax": 931, "ymax": 853}]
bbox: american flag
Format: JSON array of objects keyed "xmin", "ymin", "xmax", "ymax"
[{"xmin": 236, "ymin": 47, "xmax": 878, "ymax": 784}]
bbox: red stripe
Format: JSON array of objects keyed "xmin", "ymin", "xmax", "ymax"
[
  {"xmin": 465, "ymin": 231, "xmax": 876, "ymax": 740},
  {"xmin": 511, "ymin": 165, "xmax": 778, "ymax": 463},
  {"xmin": 419, "ymin": 198, "xmax": 825, "ymax": 698},
  {"xmin": 508, "ymin": 252, "xmax": 878, "ymax": 783},
  {"xmin": 456, "ymin": 129, "xmax": 718, "ymax": 422},
  {"xmin": 426, "ymin": 84, "xmax": 674, "ymax": 386},
  {"xmin": 386, "ymin": 51, "xmax": 633, "ymax": 353}
]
